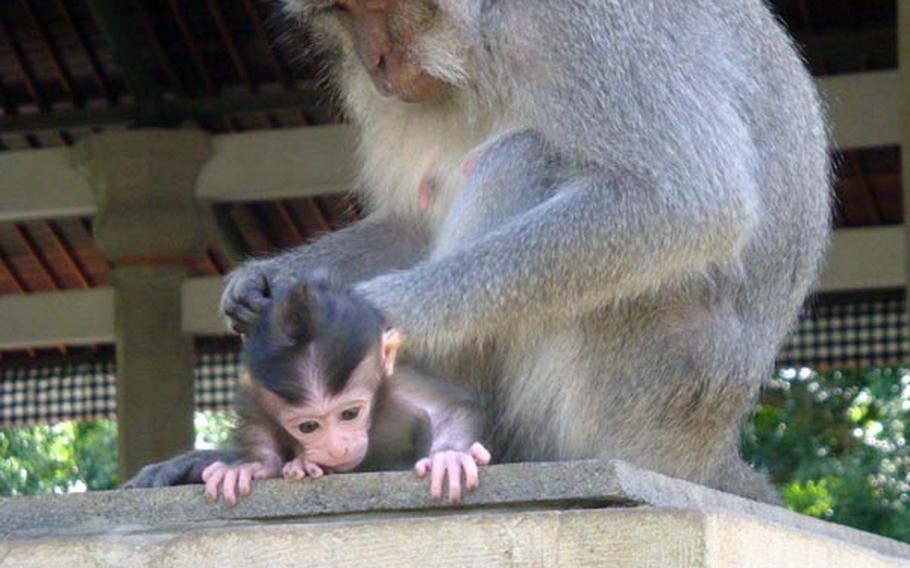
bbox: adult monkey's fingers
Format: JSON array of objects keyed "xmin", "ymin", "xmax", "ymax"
[{"xmin": 222, "ymin": 271, "xmax": 271, "ymax": 333}]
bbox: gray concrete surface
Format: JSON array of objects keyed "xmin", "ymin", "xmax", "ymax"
[{"xmin": 2, "ymin": 459, "xmax": 909, "ymax": 566}]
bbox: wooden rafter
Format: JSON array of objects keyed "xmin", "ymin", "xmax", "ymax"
[
  {"xmin": 167, "ymin": 0, "xmax": 216, "ymax": 94},
  {"xmin": 45, "ymin": 221, "xmax": 94, "ymax": 288},
  {"xmin": 0, "ymin": 10, "xmax": 45, "ymax": 110},
  {"xmin": 0, "ymin": 242, "xmax": 36, "ymax": 356},
  {"xmin": 12, "ymin": 223, "xmax": 63, "ymax": 290},
  {"xmin": 53, "ymin": 0, "xmax": 117, "ymax": 104},
  {"xmin": 86, "ymin": 0, "xmax": 171, "ymax": 126},
  {"xmin": 129, "ymin": 0, "xmax": 184, "ymax": 94},
  {"xmin": 18, "ymin": 0, "xmax": 83, "ymax": 107},
  {"xmin": 274, "ymin": 201, "xmax": 305, "ymax": 243},
  {"xmin": 206, "ymin": 0, "xmax": 254, "ymax": 90}
]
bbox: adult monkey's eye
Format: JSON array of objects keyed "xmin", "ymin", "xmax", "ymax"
[
  {"xmin": 341, "ymin": 408, "xmax": 360, "ymax": 421},
  {"xmin": 298, "ymin": 421, "xmax": 320, "ymax": 434}
]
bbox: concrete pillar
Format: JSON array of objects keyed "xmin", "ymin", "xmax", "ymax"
[{"xmin": 81, "ymin": 130, "xmax": 211, "ymax": 481}]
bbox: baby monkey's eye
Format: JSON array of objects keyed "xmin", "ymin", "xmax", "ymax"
[
  {"xmin": 340, "ymin": 407, "xmax": 360, "ymax": 421},
  {"xmin": 298, "ymin": 421, "xmax": 320, "ymax": 434}
]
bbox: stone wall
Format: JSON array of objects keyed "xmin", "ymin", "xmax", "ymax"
[{"xmin": 2, "ymin": 461, "xmax": 908, "ymax": 567}]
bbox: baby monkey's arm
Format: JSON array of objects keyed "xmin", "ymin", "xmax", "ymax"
[{"xmin": 391, "ymin": 367, "xmax": 491, "ymax": 504}]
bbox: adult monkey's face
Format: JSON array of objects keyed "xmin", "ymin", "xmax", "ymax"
[{"xmin": 300, "ymin": 0, "xmax": 451, "ymax": 102}]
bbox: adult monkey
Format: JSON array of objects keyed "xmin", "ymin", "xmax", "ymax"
[{"xmin": 126, "ymin": 0, "xmax": 830, "ymax": 502}]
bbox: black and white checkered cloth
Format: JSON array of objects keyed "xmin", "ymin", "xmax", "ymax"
[
  {"xmin": 2, "ymin": 294, "xmax": 907, "ymax": 427},
  {"xmin": 1, "ymin": 352, "xmax": 242, "ymax": 428},
  {"xmin": 777, "ymin": 294, "xmax": 908, "ymax": 369}
]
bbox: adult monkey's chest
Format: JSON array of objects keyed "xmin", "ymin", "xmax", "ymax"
[
  {"xmin": 356, "ymin": 118, "xmax": 485, "ymax": 237},
  {"xmin": 348, "ymin": 83, "xmax": 492, "ymax": 234}
]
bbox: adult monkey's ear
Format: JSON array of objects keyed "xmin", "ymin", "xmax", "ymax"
[
  {"xmin": 380, "ymin": 328, "xmax": 404, "ymax": 377},
  {"xmin": 271, "ymin": 280, "xmax": 315, "ymax": 346}
]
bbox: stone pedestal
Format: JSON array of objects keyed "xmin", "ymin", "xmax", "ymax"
[{"xmin": 1, "ymin": 461, "xmax": 907, "ymax": 567}]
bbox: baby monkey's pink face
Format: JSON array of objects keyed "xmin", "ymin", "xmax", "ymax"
[
  {"xmin": 255, "ymin": 329, "xmax": 402, "ymax": 472},
  {"xmin": 277, "ymin": 384, "xmax": 377, "ymax": 472}
]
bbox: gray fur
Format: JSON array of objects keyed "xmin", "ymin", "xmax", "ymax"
[{"xmin": 132, "ymin": 0, "xmax": 831, "ymax": 502}]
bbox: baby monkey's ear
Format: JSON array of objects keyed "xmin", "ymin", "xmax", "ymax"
[
  {"xmin": 272, "ymin": 281, "xmax": 315, "ymax": 346},
  {"xmin": 380, "ymin": 328, "xmax": 404, "ymax": 377}
]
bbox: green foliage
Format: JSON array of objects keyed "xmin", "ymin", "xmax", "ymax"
[
  {"xmin": 0, "ymin": 420, "xmax": 117, "ymax": 496},
  {"xmin": 742, "ymin": 367, "xmax": 910, "ymax": 543},
  {"xmin": 0, "ymin": 411, "xmax": 238, "ymax": 497},
  {"xmin": 194, "ymin": 410, "xmax": 237, "ymax": 449}
]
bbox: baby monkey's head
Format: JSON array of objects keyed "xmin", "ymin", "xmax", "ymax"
[{"xmin": 243, "ymin": 276, "xmax": 402, "ymax": 472}]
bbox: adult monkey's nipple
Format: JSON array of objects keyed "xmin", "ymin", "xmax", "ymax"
[{"xmin": 418, "ymin": 170, "xmax": 437, "ymax": 212}]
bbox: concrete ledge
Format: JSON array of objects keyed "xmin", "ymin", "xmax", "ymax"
[
  {"xmin": 2, "ymin": 509, "xmax": 907, "ymax": 568},
  {"xmin": 2, "ymin": 460, "xmax": 908, "ymax": 567}
]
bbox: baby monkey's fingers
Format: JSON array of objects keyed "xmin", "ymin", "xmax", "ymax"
[
  {"xmin": 201, "ymin": 461, "xmax": 225, "ymax": 483},
  {"xmin": 470, "ymin": 442, "xmax": 492, "ymax": 465},
  {"xmin": 418, "ymin": 449, "xmax": 490, "ymax": 504},
  {"xmin": 222, "ymin": 467, "xmax": 240, "ymax": 506},
  {"xmin": 445, "ymin": 452, "xmax": 462, "ymax": 504},
  {"xmin": 430, "ymin": 452, "xmax": 448, "ymax": 501},
  {"xmin": 202, "ymin": 462, "xmax": 229, "ymax": 502},
  {"xmin": 282, "ymin": 458, "xmax": 324, "ymax": 480},
  {"xmin": 461, "ymin": 453, "xmax": 480, "ymax": 492},
  {"xmin": 282, "ymin": 459, "xmax": 307, "ymax": 480},
  {"xmin": 304, "ymin": 462, "xmax": 324, "ymax": 479},
  {"xmin": 414, "ymin": 457, "xmax": 432, "ymax": 478},
  {"xmin": 237, "ymin": 467, "xmax": 254, "ymax": 497},
  {"xmin": 203, "ymin": 462, "xmax": 276, "ymax": 506}
]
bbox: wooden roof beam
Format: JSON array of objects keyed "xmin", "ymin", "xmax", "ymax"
[{"xmin": 85, "ymin": 0, "xmax": 172, "ymax": 126}]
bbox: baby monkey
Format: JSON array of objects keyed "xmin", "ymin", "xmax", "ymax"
[{"xmin": 202, "ymin": 277, "xmax": 490, "ymax": 505}]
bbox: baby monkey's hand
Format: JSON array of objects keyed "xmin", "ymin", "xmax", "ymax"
[
  {"xmin": 282, "ymin": 457, "xmax": 325, "ymax": 480},
  {"xmin": 414, "ymin": 442, "xmax": 491, "ymax": 504},
  {"xmin": 202, "ymin": 461, "xmax": 280, "ymax": 506}
]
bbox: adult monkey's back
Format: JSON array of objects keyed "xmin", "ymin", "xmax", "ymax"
[{"xmin": 126, "ymin": 0, "xmax": 830, "ymax": 502}]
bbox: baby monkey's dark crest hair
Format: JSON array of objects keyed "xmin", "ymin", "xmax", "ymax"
[{"xmin": 244, "ymin": 274, "xmax": 386, "ymax": 403}]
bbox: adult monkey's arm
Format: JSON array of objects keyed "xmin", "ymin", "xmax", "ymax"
[
  {"xmin": 357, "ymin": 130, "xmax": 760, "ymax": 358},
  {"xmin": 221, "ymin": 212, "xmax": 429, "ymax": 334}
]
